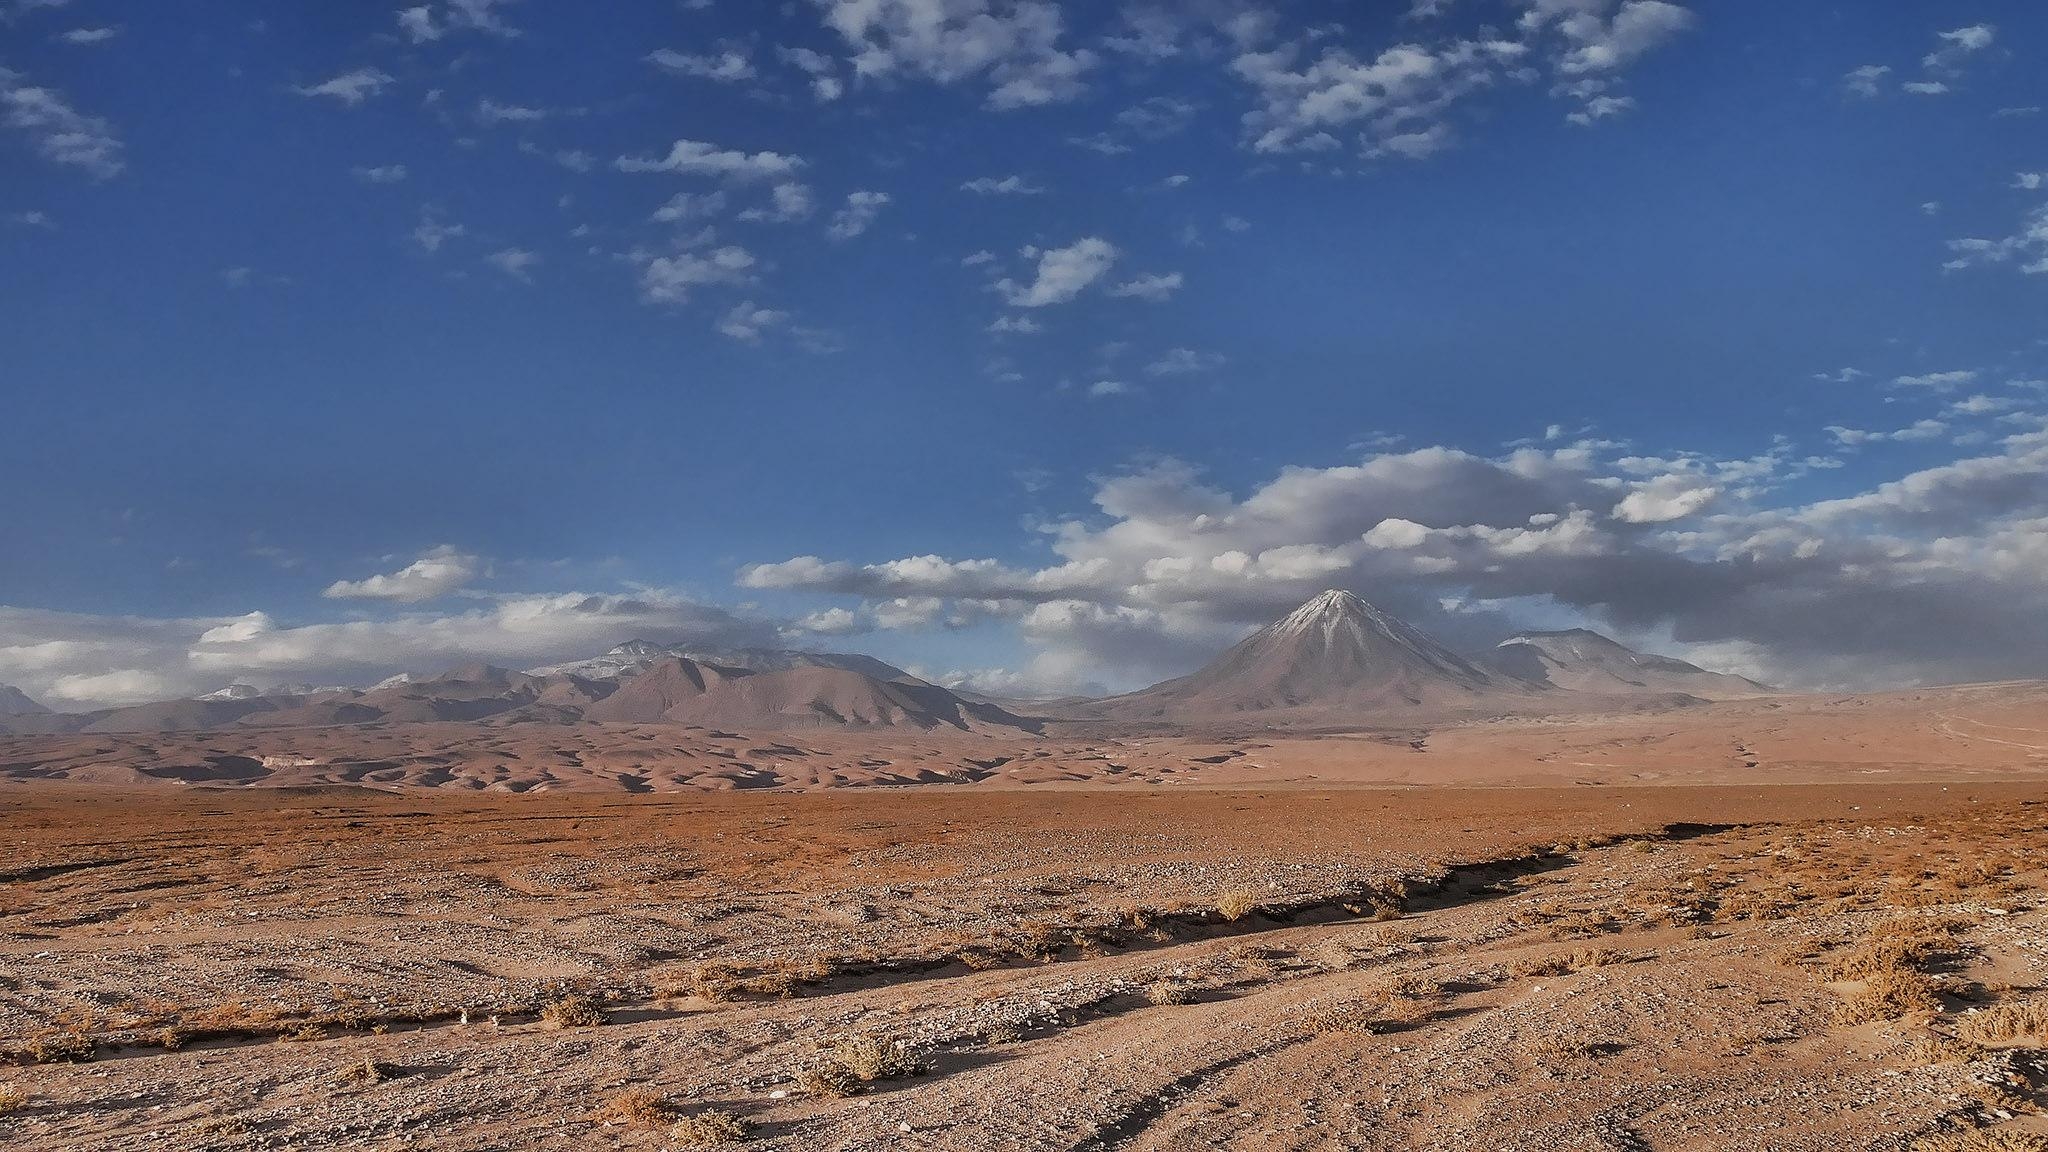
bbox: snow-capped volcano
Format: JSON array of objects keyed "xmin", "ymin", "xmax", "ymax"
[{"xmin": 1094, "ymin": 589, "xmax": 1521, "ymax": 718}]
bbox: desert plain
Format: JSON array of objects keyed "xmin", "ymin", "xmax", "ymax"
[{"xmin": 5, "ymin": 673, "xmax": 2048, "ymax": 1151}]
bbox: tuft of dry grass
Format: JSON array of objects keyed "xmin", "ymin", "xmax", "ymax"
[
  {"xmin": 1510, "ymin": 947, "xmax": 1626, "ymax": 978},
  {"xmin": 592, "ymin": 1089, "xmax": 678, "ymax": 1128},
  {"xmin": 670, "ymin": 1109, "xmax": 753, "ymax": 1146},
  {"xmin": 1215, "ymin": 887, "xmax": 1262, "ymax": 922},
  {"xmin": 336, "ymin": 1058, "xmax": 401, "ymax": 1086},
  {"xmin": 1958, "ymin": 999, "xmax": 2048, "ymax": 1045},
  {"xmin": 1832, "ymin": 969, "xmax": 1946, "ymax": 1024},
  {"xmin": 1145, "ymin": 980, "xmax": 1194, "ymax": 1006},
  {"xmin": 795, "ymin": 1035, "xmax": 925, "ymax": 1097},
  {"xmin": 0, "ymin": 1084, "xmax": 25, "ymax": 1115},
  {"xmin": 1900, "ymin": 1034, "xmax": 1989, "ymax": 1066},
  {"xmin": 539, "ymin": 993, "xmax": 608, "ymax": 1029}
]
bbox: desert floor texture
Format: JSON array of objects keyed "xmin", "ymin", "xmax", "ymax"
[{"xmin": 4, "ymin": 780, "xmax": 2048, "ymax": 1151}]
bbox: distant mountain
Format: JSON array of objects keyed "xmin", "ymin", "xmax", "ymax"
[
  {"xmin": 0, "ymin": 684, "xmax": 49, "ymax": 716},
  {"xmin": 1486, "ymin": 629, "xmax": 1773, "ymax": 699},
  {"xmin": 583, "ymin": 656, "xmax": 1032, "ymax": 732},
  {"xmin": 529, "ymin": 639, "xmax": 916, "ymax": 684},
  {"xmin": 1092, "ymin": 589, "xmax": 1531, "ymax": 719}
]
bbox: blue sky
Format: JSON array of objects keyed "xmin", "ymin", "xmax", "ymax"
[{"xmin": 4, "ymin": 0, "xmax": 2047, "ymax": 707}]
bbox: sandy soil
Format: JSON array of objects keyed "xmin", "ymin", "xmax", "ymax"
[
  {"xmin": 4, "ymin": 783, "xmax": 2048, "ymax": 1150},
  {"xmin": 2, "ymin": 680, "xmax": 2045, "ymax": 793}
]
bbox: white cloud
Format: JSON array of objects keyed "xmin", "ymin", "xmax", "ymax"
[
  {"xmin": 779, "ymin": 45, "xmax": 844, "ymax": 101},
  {"xmin": 793, "ymin": 607, "xmax": 867, "ymax": 636},
  {"xmin": 411, "ymin": 209, "xmax": 465, "ymax": 252},
  {"xmin": 1611, "ymin": 477, "xmax": 1718, "ymax": 523},
  {"xmin": 812, "ymin": 0, "xmax": 1097, "ymax": 109},
  {"xmin": 1088, "ymin": 379, "xmax": 1131, "ymax": 398},
  {"xmin": 1903, "ymin": 81, "xmax": 1949, "ymax": 97},
  {"xmin": 826, "ymin": 190, "xmax": 890, "ymax": 240},
  {"xmin": 1144, "ymin": 347, "xmax": 1223, "ymax": 376},
  {"xmin": 294, "ymin": 68, "xmax": 395, "ymax": 106},
  {"xmin": 351, "ymin": 164, "xmax": 408, "ymax": 184},
  {"xmin": 1108, "ymin": 271, "xmax": 1183, "ymax": 301},
  {"xmin": 653, "ymin": 190, "xmax": 728, "ymax": 223},
  {"xmin": 322, "ymin": 546, "xmax": 480, "ymax": 603},
  {"xmin": 55, "ymin": 25, "xmax": 117, "ymax": 44},
  {"xmin": 485, "ymin": 247, "xmax": 539, "ymax": 281},
  {"xmin": 717, "ymin": 300, "xmax": 789, "ymax": 342},
  {"xmin": 616, "ymin": 140, "xmax": 805, "ymax": 181},
  {"xmin": 1924, "ymin": 23, "xmax": 1994, "ymax": 73},
  {"xmin": 648, "ymin": 47, "xmax": 756, "ymax": 82},
  {"xmin": 1, "ymin": 78, "xmax": 123, "ymax": 177},
  {"xmin": 1534, "ymin": 0, "xmax": 1695, "ymax": 75},
  {"xmin": 1893, "ymin": 370, "xmax": 1979, "ymax": 392},
  {"xmin": 396, "ymin": 0, "xmax": 517, "ymax": 43},
  {"xmin": 640, "ymin": 245, "xmax": 756, "ymax": 305},
  {"xmin": 960, "ymin": 174, "xmax": 1044, "ymax": 195},
  {"xmin": 987, "ymin": 315, "xmax": 1041, "ymax": 334},
  {"xmin": 477, "ymin": 99, "xmax": 547, "ymax": 124},
  {"xmin": 1842, "ymin": 64, "xmax": 1889, "ymax": 98},
  {"xmin": 737, "ymin": 182, "xmax": 815, "ymax": 223},
  {"xmin": 1825, "ymin": 420, "xmax": 1948, "ymax": 446},
  {"xmin": 995, "ymin": 237, "xmax": 1117, "ymax": 307},
  {"xmin": 1566, "ymin": 94, "xmax": 1634, "ymax": 126}
]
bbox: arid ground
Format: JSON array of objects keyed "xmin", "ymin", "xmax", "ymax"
[{"xmin": 5, "ymin": 780, "xmax": 2048, "ymax": 1150}]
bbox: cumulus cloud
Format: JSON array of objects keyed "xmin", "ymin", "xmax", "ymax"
[
  {"xmin": 484, "ymin": 247, "xmax": 539, "ymax": 281},
  {"xmin": 1842, "ymin": 64, "xmax": 1890, "ymax": 98},
  {"xmin": 811, "ymin": 0, "xmax": 1096, "ymax": 109},
  {"xmin": 396, "ymin": 0, "xmax": 517, "ymax": 43},
  {"xmin": 0, "ymin": 590, "xmax": 779, "ymax": 709},
  {"xmin": 733, "ymin": 418, "xmax": 2048, "ymax": 693},
  {"xmin": 639, "ymin": 245, "xmax": 757, "ymax": 305},
  {"xmin": 0, "ymin": 77, "xmax": 123, "ymax": 177},
  {"xmin": 717, "ymin": 300, "xmax": 789, "ymax": 342},
  {"xmin": 826, "ymin": 190, "xmax": 890, "ymax": 240},
  {"xmin": 322, "ymin": 546, "xmax": 480, "ymax": 603},
  {"xmin": 616, "ymin": 139, "xmax": 805, "ymax": 181},
  {"xmin": 996, "ymin": 237, "xmax": 1117, "ymax": 307}
]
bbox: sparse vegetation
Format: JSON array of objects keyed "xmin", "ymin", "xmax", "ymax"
[
  {"xmin": 539, "ymin": 993, "xmax": 608, "ymax": 1029},
  {"xmin": 26, "ymin": 1032, "xmax": 94, "ymax": 1064},
  {"xmin": 1832, "ymin": 969, "xmax": 1945, "ymax": 1024},
  {"xmin": 795, "ymin": 1034, "xmax": 925, "ymax": 1097},
  {"xmin": 1958, "ymin": 999, "xmax": 2048, "ymax": 1045},
  {"xmin": 669, "ymin": 1109, "xmax": 752, "ymax": 1146},
  {"xmin": 337, "ymin": 1058, "xmax": 401, "ymax": 1086},
  {"xmin": 1145, "ymin": 980, "xmax": 1194, "ymax": 1006},
  {"xmin": 1216, "ymin": 887, "xmax": 1262, "ymax": 922},
  {"xmin": 592, "ymin": 1089, "xmax": 678, "ymax": 1127},
  {"xmin": 0, "ymin": 1084, "xmax": 25, "ymax": 1115}
]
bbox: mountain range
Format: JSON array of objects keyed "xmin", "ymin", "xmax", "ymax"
[{"xmin": 0, "ymin": 592, "xmax": 1772, "ymax": 735}]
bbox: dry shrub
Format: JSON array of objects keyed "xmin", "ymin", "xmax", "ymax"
[
  {"xmin": 1913, "ymin": 1130, "xmax": 2048, "ymax": 1151},
  {"xmin": 1833, "ymin": 970, "xmax": 1945, "ymax": 1024},
  {"xmin": 1566, "ymin": 946, "xmax": 1627, "ymax": 970},
  {"xmin": 1215, "ymin": 887, "xmax": 1262, "ymax": 922},
  {"xmin": 1901, "ymin": 1034, "xmax": 1989, "ymax": 1066},
  {"xmin": 1302, "ymin": 1000, "xmax": 1384, "ymax": 1036},
  {"xmin": 0, "ymin": 1085, "xmax": 24, "ymax": 1115},
  {"xmin": 1145, "ymin": 980, "xmax": 1194, "ymax": 1006},
  {"xmin": 26, "ymin": 1032, "xmax": 94, "ymax": 1064},
  {"xmin": 670, "ymin": 1109, "xmax": 752, "ymax": 1147},
  {"xmin": 671, "ymin": 1110, "xmax": 750, "ymax": 1146},
  {"xmin": 680, "ymin": 963, "xmax": 742, "ymax": 1002},
  {"xmin": 592, "ymin": 1089, "xmax": 678, "ymax": 1128},
  {"xmin": 539, "ymin": 993, "xmax": 607, "ymax": 1029},
  {"xmin": 1959, "ymin": 1000, "xmax": 2048, "ymax": 1045},
  {"xmin": 336, "ymin": 1058, "xmax": 402, "ymax": 1086},
  {"xmin": 796, "ymin": 1035, "xmax": 924, "ymax": 1097}
]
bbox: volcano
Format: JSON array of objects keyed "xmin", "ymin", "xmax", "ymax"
[{"xmin": 1091, "ymin": 590, "xmax": 1528, "ymax": 719}]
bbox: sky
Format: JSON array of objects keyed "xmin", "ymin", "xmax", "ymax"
[{"xmin": 3, "ymin": 0, "xmax": 2047, "ymax": 709}]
